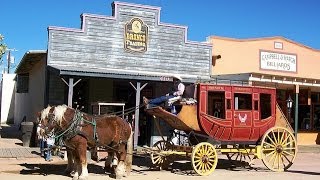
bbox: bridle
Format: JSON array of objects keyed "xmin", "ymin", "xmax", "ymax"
[{"xmin": 42, "ymin": 112, "xmax": 58, "ymax": 135}]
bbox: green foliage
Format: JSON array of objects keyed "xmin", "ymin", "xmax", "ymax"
[{"xmin": 0, "ymin": 34, "xmax": 7, "ymax": 60}]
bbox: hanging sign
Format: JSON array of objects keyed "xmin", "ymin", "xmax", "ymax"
[
  {"xmin": 260, "ymin": 50, "xmax": 297, "ymax": 72},
  {"xmin": 124, "ymin": 18, "xmax": 148, "ymax": 53}
]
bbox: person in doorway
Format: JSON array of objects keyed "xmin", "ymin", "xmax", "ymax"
[
  {"xmin": 143, "ymin": 75, "xmax": 185, "ymax": 107},
  {"xmin": 44, "ymin": 133, "xmax": 55, "ymax": 161}
]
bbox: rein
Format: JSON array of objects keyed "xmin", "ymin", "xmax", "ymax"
[
  {"xmin": 108, "ymin": 103, "xmax": 145, "ymax": 117},
  {"xmin": 55, "ymin": 110, "xmax": 97, "ymax": 141}
]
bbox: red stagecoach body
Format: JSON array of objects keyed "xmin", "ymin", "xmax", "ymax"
[{"xmin": 198, "ymin": 83, "xmax": 276, "ymax": 143}]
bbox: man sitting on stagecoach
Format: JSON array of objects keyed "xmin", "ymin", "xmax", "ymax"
[{"xmin": 143, "ymin": 75, "xmax": 185, "ymax": 108}]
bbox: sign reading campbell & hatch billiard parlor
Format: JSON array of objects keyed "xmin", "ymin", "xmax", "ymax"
[{"xmin": 124, "ymin": 18, "xmax": 148, "ymax": 53}]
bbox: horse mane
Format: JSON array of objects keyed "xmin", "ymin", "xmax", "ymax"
[
  {"xmin": 41, "ymin": 105, "xmax": 52, "ymax": 122},
  {"xmin": 53, "ymin": 104, "xmax": 68, "ymax": 125}
]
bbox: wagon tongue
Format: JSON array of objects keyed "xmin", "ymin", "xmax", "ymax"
[{"xmin": 145, "ymin": 106, "xmax": 193, "ymax": 132}]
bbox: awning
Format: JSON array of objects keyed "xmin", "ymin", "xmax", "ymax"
[{"xmin": 48, "ymin": 65, "xmax": 208, "ymax": 83}]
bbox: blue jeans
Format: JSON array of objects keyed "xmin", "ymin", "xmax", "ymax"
[
  {"xmin": 39, "ymin": 139, "xmax": 45, "ymax": 156},
  {"xmin": 149, "ymin": 95, "xmax": 175, "ymax": 106},
  {"xmin": 45, "ymin": 143, "xmax": 52, "ymax": 161}
]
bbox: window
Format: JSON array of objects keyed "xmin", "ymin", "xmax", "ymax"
[
  {"xmin": 234, "ymin": 93, "xmax": 252, "ymax": 110},
  {"xmin": 260, "ymin": 93, "xmax": 271, "ymax": 119},
  {"xmin": 207, "ymin": 91, "xmax": 225, "ymax": 119},
  {"xmin": 16, "ymin": 73, "xmax": 29, "ymax": 93}
]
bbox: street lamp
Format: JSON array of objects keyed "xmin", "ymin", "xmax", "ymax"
[{"xmin": 287, "ymin": 95, "xmax": 293, "ymax": 127}]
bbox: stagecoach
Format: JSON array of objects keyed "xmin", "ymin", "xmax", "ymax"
[{"xmin": 144, "ymin": 82, "xmax": 297, "ymax": 176}]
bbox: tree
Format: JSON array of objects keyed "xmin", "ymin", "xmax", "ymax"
[{"xmin": 0, "ymin": 34, "xmax": 7, "ymax": 61}]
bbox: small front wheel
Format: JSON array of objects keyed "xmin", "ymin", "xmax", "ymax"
[
  {"xmin": 191, "ymin": 142, "xmax": 218, "ymax": 176},
  {"xmin": 150, "ymin": 140, "xmax": 172, "ymax": 170}
]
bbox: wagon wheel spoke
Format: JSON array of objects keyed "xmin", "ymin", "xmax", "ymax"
[
  {"xmin": 282, "ymin": 150, "xmax": 295, "ymax": 157},
  {"xmin": 261, "ymin": 127, "xmax": 297, "ymax": 172},
  {"xmin": 279, "ymin": 130, "xmax": 286, "ymax": 143},
  {"xmin": 266, "ymin": 134, "xmax": 277, "ymax": 146},
  {"xmin": 282, "ymin": 153, "xmax": 293, "ymax": 164},
  {"xmin": 282, "ymin": 141, "xmax": 294, "ymax": 147},
  {"xmin": 281, "ymin": 134, "xmax": 290, "ymax": 146}
]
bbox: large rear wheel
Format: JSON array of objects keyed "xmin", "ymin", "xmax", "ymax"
[
  {"xmin": 191, "ymin": 142, "xmax": 218, "ymax": 176},
  {"xmin": 261, "ymin": 127, "xmax": 297, "ymax": 171}
]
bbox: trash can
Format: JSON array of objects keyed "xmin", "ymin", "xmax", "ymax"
[{"xmin": 21, "ymin": 121, "xmax": 34, "ymax": 147}]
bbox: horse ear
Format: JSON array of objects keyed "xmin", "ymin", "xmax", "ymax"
[{"xmin": 36, "ymin": 113, "xmax": 40, "ymax": 123}]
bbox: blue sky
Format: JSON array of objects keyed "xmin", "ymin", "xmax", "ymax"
[{"xmin": 1, "ymin": 0, "xmax": 319, "ymax": 72}]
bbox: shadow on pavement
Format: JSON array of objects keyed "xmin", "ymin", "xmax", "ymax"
[
  {"xmin": 287, "ymin": 170, "xmax": 320, "ymax": 176},
  {"xmin": 132, "ymin": 154, "xmax": 268, "ymax": 176},
  {"xmin": 19, "ymin": 163, "xmax": 106, "ymax": 177}
]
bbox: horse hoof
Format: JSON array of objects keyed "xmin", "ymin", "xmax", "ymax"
[
  {"xmin": 69, "ymin": 171, "xmax": 76, "ymax": 177},
  {"xmin": 115, "ymin": 175, "xmax": 123, "ymax": 179},
  {"xmin": 78, "ymin": 176, "xmax": 88, "ymax": 180}
]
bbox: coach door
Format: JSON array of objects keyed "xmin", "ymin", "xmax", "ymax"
[{"xmin": 231, "ymin": 86, "xmax": 253, "ymax": 141}]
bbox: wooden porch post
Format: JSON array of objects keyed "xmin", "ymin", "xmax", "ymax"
[
  {"xmin": 125, "ymin": 82, "xmax": 147, "ymax": 173},
  {"xmin": 61, "ymin": 77, "xmax": 82, "ymax": 107},
  {"xmin": 130, "ymin": 82, "xmax": 148, "ymax": 149},
  {"xmin": 61, "ymin": 77, "xmax": 81, "ymax": 160},
  {"xmin": 68, "ymin": 78, "xmax": 74, "ymax": 107},
  {"xmin": 295, "ymin": 85, "xmax": 299, "ymax": 140}
]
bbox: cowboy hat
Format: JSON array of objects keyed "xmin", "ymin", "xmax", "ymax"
[{"xmin": 173, "ymin": 75, "xmax": 182, "ymax": 81}]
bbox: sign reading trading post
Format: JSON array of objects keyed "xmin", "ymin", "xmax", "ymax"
[{"xmin": 124, "ymin": 18, "xmax": 148, "ymax": 53}]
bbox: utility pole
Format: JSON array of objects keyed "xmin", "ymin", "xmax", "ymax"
[
  {"xmin": 6, "ymin": 48, "xmax": 17, "ymax": 74},
  {"xmin": 7, "ymin": 50, "xmax": 11, "ymax": 73}
]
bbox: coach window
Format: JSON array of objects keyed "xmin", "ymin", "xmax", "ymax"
[
  {"xmin": 207, "ymin": 91, "xmax": 225, "ymax": 119},
  {"xmin": 260, "ymin": 93, "xmax": 271, "ymax": 119},
  {"xmin": 234, "ymin": 93, "xmax": 252, "ymax": 110}
]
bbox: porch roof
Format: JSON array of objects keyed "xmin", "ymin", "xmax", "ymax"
[
  {"xmin": 15, "ymin": 50, "xmax": 47, "ymax": 74},
  {"xmin": 48, "ymin": 65, "xmax": 204, "ymax": 83}
]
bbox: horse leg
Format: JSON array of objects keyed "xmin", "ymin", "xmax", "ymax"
[
  {"xmin": 65, "ymin": 148, "xmax": 76, "ymax": 176},
  {"xmin": 114, "ymin": 144, "xmax": 127, "ymax": 178},
  {"xmin": 78, "ymin": 146, "xmax": 89, "ymax": 180},
  {"xmin": 72, "ymin": 150, "xmax": 81, "ymax": 180},
  {"xmin": 104, "ymin": 152, "xmax": 113, "ymax": 173}
]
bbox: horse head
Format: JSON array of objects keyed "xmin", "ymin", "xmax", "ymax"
[{"xmin": 38, "ymin": 105, "xmax": 59, "ymax": 135}]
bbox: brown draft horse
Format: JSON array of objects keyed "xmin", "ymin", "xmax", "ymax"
[{"xmin": 39, "ymin": 104, "xmax": 132, "ymax": 180}]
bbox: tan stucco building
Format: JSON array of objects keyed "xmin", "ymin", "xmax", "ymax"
[{"xmin": 208, "ymin": 36, "xmax": 320, "ymax": 145}]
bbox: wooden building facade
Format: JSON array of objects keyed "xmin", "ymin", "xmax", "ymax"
[{"xmin": 14, "ymin": 1, "xmax": 212, "ymax": 147}]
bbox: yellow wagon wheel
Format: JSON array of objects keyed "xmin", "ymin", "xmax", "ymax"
[
  {"xmin": 261, "ymin": 127, "xmax": 297, "ymax": 172},
  {"xmin": 191, "ymin": 142, "xmax": 218, "ymax": 176},
  {"xmin": 150, "ymin": 140, "xmax": 172, "ymax": 170}
]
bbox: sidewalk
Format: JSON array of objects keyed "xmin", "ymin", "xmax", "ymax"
[{"xmin": 0, "ymin": 124, "xmax": 41, "ymax": 159}]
